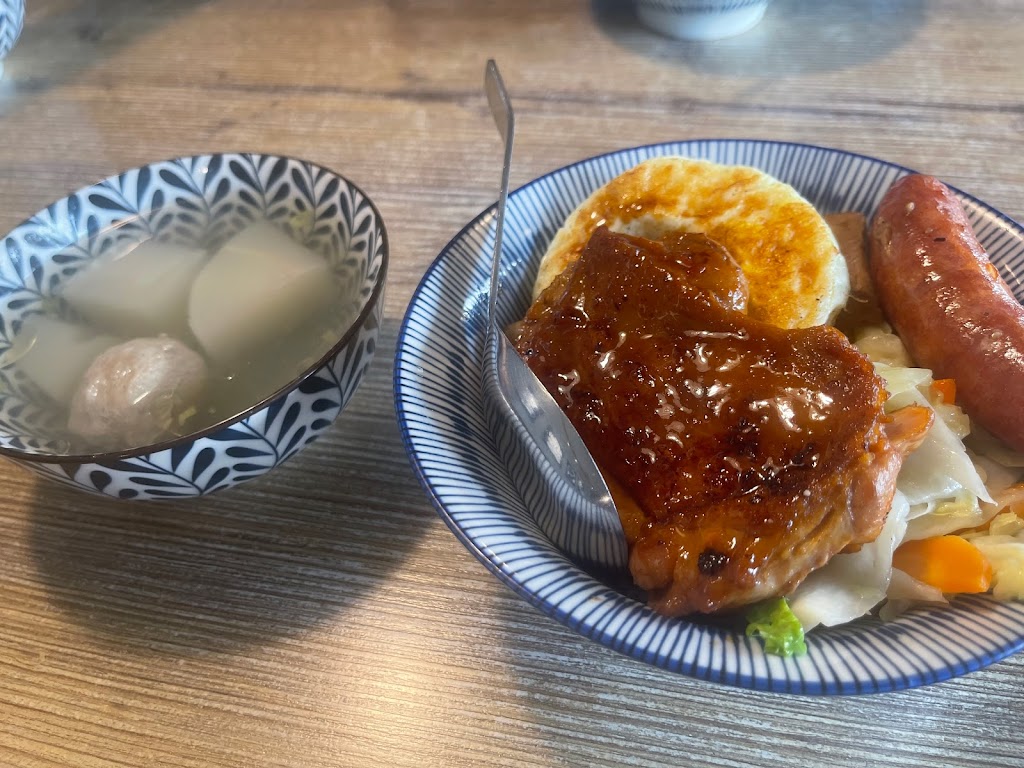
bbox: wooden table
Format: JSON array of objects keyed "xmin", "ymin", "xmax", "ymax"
[{"xmin": 1, "ymin": 1, "xmax": 1023, "ymax": 766}]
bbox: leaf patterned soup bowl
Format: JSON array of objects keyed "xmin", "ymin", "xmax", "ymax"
[{"xmin": 0, "ymin": 154, "xmax": 388, "ymax": 499}]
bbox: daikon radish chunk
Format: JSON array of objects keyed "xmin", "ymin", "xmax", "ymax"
[
  {"xmin": 61, "ymin": 239, "xmax": 208, "ymax": 336},
  {"xmin": 7, "ymin": 316, "xmax": 118, "ymax": 404},
  {"xmin": 68, "ymin": 336, "xmax": 208, "ymax": 450},
  {"xmin": 188, "ymin": 221, "xmax": 338, "ymax": 363}
]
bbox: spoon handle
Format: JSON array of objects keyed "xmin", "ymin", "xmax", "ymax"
[
  {"xmin": 481, "ymin": 61, "xmax": 627, "ymax": 573},
  {"xmin": 484, "ymin": 59, "xmax": 515, "ymax": 330}
]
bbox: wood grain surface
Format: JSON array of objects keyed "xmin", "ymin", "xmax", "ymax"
[{"xmin": 2, "ymin": 1, "xmax": 1023, "ymax": 766}]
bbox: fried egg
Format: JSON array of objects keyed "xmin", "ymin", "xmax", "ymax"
[{"xmin": 534, "ymin": 157, "xmax": 849, "ymax": 329}]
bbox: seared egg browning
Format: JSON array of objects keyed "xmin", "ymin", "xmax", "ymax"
[{"xmin": 536, "ymin": 157, "xmax": 850, "ymax": 329}]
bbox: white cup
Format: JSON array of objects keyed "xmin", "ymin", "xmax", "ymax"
[
  {"xmin": 634, "ymin": 0, "xmax": 770, "ymax": 41},
  {"xmin": 0, "ymin": 0, "xmax": 25, "ymax": 79}
]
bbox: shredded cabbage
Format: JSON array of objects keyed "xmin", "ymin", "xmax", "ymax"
[
  {"xmin": 904, "ymin": 490, "xmax": 993, "ymax": 541},
  {"xmin": 879, "ymin": 568, "xmax": 947, "ymax": 621},
  {"xmin": 988, "ymin": 483, "xmax": 1024, "ymax": 512},
  {"xmin": 970, "ymin": 453, "xmax": 1021, "ymax": 496},
  {"xmin": 746, "ymin": 326, "xmax": 1024, "ymax": 646},
  {"xmin": 782, "ymin": 326, "xmax": 1021, "ymax": 638},
  {"xmin": 854, "ymin": 325, "xmax": 914, "ymax": 367},
  {"xmin": 934, "ymin": 401, "xmax": 971, "ymax": 439},
  {"xmin": 789, "ymin": 491, "xmax": 909, "ymax": 630},
  {"xmin": 964, "ymin": 512, "xmax": 1024, "ymax": 600},
  {"xmin": 871, "ymin": 360, "xmax": 991, "ymax": 508},
  {"xmin": 968, "ymin": 424, "xmax": 1024, "ymax": 468}
]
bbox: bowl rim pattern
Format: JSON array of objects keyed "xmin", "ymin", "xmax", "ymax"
[
  {"xmin": 393, "ymin": 137, "xmax": 1024, "ymax": 694},
  {"xmin": 0, "ymin": 152, "xmax": 389, "ymax": 464}
]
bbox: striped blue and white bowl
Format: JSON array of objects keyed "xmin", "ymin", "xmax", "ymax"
[
  {"xmin": 394, "ymin": 139, "xmax": 1024, "ymax": 694},
  {"xmin": 0, "ymin": 153, "xmax": 387, "ymax": 499}
]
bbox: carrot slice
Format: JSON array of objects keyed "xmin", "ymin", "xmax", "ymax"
[
  {"xmin": 930, "ymin": 378, "xmax": 956, "ymax": 404},
  {"xmin": 892, "ymin": 535, "xmax": 992, "ymax": 594}
]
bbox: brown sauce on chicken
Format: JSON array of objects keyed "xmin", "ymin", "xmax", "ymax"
[{"xmin": 512, "ymin": 226, "xmax": 925, "ymax": 615}]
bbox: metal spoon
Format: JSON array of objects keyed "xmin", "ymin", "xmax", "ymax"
[{"xmin": 481, "ymin": 60, "xmax": 627, "ymax": 572}]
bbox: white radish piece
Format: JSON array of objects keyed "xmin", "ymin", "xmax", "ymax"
[
  {"xmin": 7, "ymin": 315, "xmax": 118, "ymax": 405},
  {"xmin": 188, "ymin": 221, "xmax": 338, "ymax": 363},
  {"xmin": 61, "ymin": 238, "xmax": 208, "ymax": 336},
  {"xmin": 68, "ymin": 336, "xmax": 208, "ymax": 450}
]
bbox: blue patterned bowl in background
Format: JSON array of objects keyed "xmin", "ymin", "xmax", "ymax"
[
  {"xmin": 0, "ymin": 153, "xmax": 388, "ymax": 499},
  {"xmin": 0, "ymin": 0, "xmax": 25, "ymax": 77}
]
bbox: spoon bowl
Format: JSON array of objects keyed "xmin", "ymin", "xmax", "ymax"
[{"xmin": 481, "ymin": 60, "xmax": 627, "ymax": 572}]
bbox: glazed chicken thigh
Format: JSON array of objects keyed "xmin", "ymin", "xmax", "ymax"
[{"xmin": 512, "ymin": 227, "xmax": 930, "ymax": 615}]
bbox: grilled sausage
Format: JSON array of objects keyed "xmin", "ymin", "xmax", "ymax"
[{"xmin": 870, "ymin": 173, "xmax": 1024, "ymax": 451}]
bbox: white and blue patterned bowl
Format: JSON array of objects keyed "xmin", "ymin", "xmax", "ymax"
[
  {"xmin": 0, "ymin": 153, "xmax": 387, "ymax": 499},
  {"xmin": 395, "ymin": 139, "xmax": 1024, "ymax": 694},
  {"xmin": 0, "ymin": 0, "xmax": 25, "ymax": 77},
  {"xmin": 633, "ymin": 0, "xmax": 770, "ymax": 40}
]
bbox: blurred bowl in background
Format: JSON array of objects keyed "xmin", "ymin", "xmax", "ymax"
[
  {"xmin": 0, "ymin": 0, "xmax": 25, "ymax": 78},
  {"xmin": 633, "ymin": 0, "xmax": 770, "ymax": 41},
  {"xmin": 0, "ymin": 153, "xmax": 388, "ymax": 500}
]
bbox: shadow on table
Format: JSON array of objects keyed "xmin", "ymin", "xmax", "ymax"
[
  {"xmin": 25, "ymin": 316, "xmax": 434, "ymax": 657},
  {"xmin": 2, "ymin": 0, "xmax": 211, "ymax": 97},
  {"xmin": 591, "ymin": 0, "xmax": 927, "ymax": 77}
]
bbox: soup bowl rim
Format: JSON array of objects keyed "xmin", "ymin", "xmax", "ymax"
[{"xmin": 0, "ymin": 151, "xmax": 389, "ymax": 464}]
